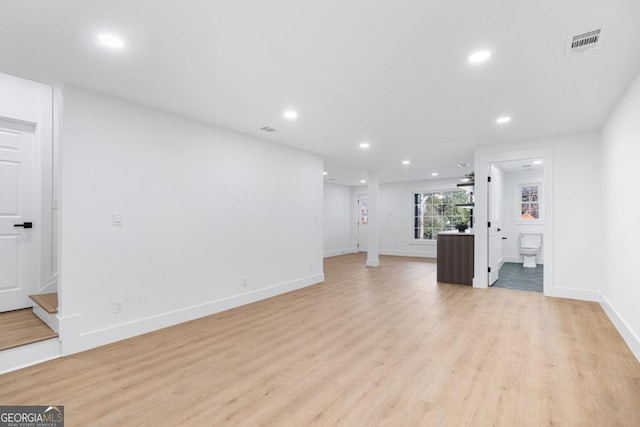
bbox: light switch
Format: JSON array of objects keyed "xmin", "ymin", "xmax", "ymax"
[{"xmin": 112, "ymin": 212, "xmax": 123, "ymax": 226}]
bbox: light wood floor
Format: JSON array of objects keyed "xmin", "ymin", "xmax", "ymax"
[
  {"xmin": 29, "ymin": 292, "xmax": 58, "ymax": 314},
  {"xmin": 0, "ymin": 309, "xmax": 58, "ymax": 351},
  {"xmin": 1, "ymin": 254, "xmax": 639, "ymax": 426}
]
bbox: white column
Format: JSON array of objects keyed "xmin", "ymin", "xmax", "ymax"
[{"xmin": 366, "ymin": 171, "xmax": 380, "ymax": 267}]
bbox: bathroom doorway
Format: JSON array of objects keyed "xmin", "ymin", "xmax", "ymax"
[{"xmin": 488, "ymin": 159, "xmax": 545, "ymax": 293}]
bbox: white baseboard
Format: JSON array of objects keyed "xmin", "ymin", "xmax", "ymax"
[
  {"xmin": 600, "ymin": 293, "xmax": 640, "ymax": 362},
  {"xmin": 59, "ymin": 273, "xmax": 324, "ymax": 356},
  {"xmin": 0, "ymin": 338, "xmax": 61, "ymax": 375},
  {"xmin": 380, "ymin": 249, "xmax": 437, "ymax": 258},
  {"xmin": 544, "ymin": 287, "xmax": 600, "ymax": 302},
  {"xmin": 366, "ymin": 259, "xmax": 380, "ymax": 267},
  {"xmin": 33, "ymin": 305, "xmax": 59, "ymax": 333},
  {"xmin": 324, "ymin": 248, "xmax": 357, "ymax": 258},
  {"xmin": 472, "ymin": 277, "xmax": 488, "ymax": 288}
]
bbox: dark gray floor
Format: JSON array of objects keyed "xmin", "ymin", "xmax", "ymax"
[{"xmin": 492, "ymin": 262, "xmax": 543, "ymax": 293}]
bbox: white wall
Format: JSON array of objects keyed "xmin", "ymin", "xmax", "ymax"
[
  {"xmin": 59, "ymin": 86, "xmax": 324, "ymax": 354},
  {"xmin": 323, "ymin": 182, "xmax": 355, "ymax": 257},
  {"xmin": 553, "ymin": 134, "xmax": 601, "ymax": 297},
  {"xmin": 357, "ymin": 178, "xmax": 462, "ymax": 258},
  {"xmin": 501, "ymin": 170, "xmax": 544, "ymax": 264},
  {"xmin": 475, "ymin": 131, "xmax": 601, "ymax": 301},
  {"xmin": 601, "ymin": 71, "xmax": 640, "ymax": 360}
]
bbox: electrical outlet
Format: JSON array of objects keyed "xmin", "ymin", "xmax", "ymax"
[
  {"xmin": 242, "ymin": 276, "xmax": 248, "ymax": 287},
  {"xmin": 112, "ymin": 212, "xmax": 123, "ymax": 226},
  {"xmin": 113, "ymin": 299, "xmax": 124, "ymax": 313}
]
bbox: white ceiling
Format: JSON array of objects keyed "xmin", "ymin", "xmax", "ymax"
[
  {"xmin": 1, "ymin": 0, "xmax": 639, "ymax": 185},
  {"xmin": 496, "ymin": 159, "xmax": 544, "ymax": 174}
]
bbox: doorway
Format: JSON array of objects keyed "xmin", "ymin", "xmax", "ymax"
[
  {"xmin": 0, "ymin": 119, "xmax": 37, "ymax": 311},
  {"xmin": 488, "ymin": 159, "xmax": 545, "ymax": 293},
  {"xmin": 0, "ymin": 72, "xmax": 59, "ymax": 371},
  {"xmin": 357, "ymin": 194, "xmax": 368, "ymax": 252}
]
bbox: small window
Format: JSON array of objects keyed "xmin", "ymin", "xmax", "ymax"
[
  {"xmin": 414, "ymin": 190, "xmax": 470, "ymax": 240},
  {"xmin": 516, "ymin": 182, "xmax": 543, "ymax": 223}
]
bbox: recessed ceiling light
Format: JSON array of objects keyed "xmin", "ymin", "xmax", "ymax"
[
  {"xmin": 360, "ymin": 179, "xmax": 366, "ymax": 184},
  {"xmin": 283, "ymin": 110, "xmax": 298, "ymax": 120},
  {"xmin": 322, "ymin": 171, "xmax": 328, "ymax": 175},
  {"xmin": 457, "ymin": 163, "xmax": 470, "ymax": 168},
  {"xmin": 402, "ymin": 160, "xmax": 411, "ymax": 165},
  {"xmin": 98, "ymin": 33, "xmax": 125, "ymax": 49},
  {"xmin": 359, "ymin": 142, "xmax": 370, "ymax": 149},
  {"xmin": 533, "ymin": 160, "xmax": 543, "ymax": 165},
  {"xmin": 496, "ymin": 116, "xmax": 511, "ymax": 124},
  {"xmin": 460, "ymin": 177, "xmax": 470, "ymax": 182},
  {"xmin": 469, "ymin": 50, "xmax": 491, "ymax": 63},
  {"xmin": 432, "ymin": 172, "xmax": 439, "ymax": 176}
]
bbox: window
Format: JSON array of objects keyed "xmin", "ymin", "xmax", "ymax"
[
  {"xmin": 414, "ymin": 190, "xmax": 470, "ymax": 240},
  {"xmin": 516, "ymin": 182, "xmax": 543, "ymax": 223},
  {"xmin": 360, "ymin": 197, "xmax": 368, "ymax": 225}
]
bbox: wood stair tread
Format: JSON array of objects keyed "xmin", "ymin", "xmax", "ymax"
[
  {"xmin": 0, "ymin": 308, "xmax": 58, "ymax": 351},
  {"xmin": 29, "ymin": 292, "xmax": 58, "ymax": 314}
]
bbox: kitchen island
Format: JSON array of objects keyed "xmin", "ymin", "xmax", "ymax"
[{"xmin": 437, "ymin": 231, "xmax": 474, "ymax": 286}]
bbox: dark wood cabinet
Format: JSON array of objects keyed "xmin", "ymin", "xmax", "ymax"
[{"xmin": 437, "ymin": 233, "xmax": 474, "ymax": 285}]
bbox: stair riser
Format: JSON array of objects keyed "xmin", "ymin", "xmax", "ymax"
[
  {"xmin": 0, "ymin": 338, "xmax": 61, "ymax": 375},
  {"xmin": 33, "ymin": 305, "xmax": 59, "ymax": 333}
]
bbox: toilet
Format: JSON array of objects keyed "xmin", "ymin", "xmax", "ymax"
[{"xmin": 520, "ymin": 233, "xmax": 542, "ymax": 268}]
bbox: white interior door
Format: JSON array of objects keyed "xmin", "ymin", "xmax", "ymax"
[
  {"xmin": 357, "ymin": 194, "xmax": 368, "ymax": 252},
  {"xmin": 488, "ymin": 165, "xmax": 504, "ymax": 286},
  {"xmin": 0, "ymin": 118, "xmax": 36, "ymax": 312}
]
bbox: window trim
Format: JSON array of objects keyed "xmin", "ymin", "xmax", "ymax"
[
  {"xmin": 413, "ymin": 188, "xmax": 471, "ymax": 241},
  {"xmin": 515, "ymin": 181, "xmax": 544, "ymax": 224}
]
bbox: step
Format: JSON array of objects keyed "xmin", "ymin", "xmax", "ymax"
[
  {"xmin": 0, "ymin": 309, "xmax": 58, "ymax": 352},
  {"xmin": 32, "ymin": 304, "xmax": 59, "ymax": 333},
  {"xmin": 29, "ymin": 292, "xmax": 58, "ymax": 314},
  {"xmin": 0, "ymin": 337, "xmax": 61, "ymax": 375}
]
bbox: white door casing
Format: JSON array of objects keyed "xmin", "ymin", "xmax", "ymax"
[
  {"xmin": 357, "ymin": 194, "xmax": 368, "ymax": 252},
  {"xmin": 0, "ymin": 118, "xmax": 36, "ymax": 311}
]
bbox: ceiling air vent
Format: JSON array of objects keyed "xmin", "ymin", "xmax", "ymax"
[
  {"xmin": 260, "ymin": 126, "xmax": 276, "ymax": 132},
  {"xmin": 567, "ymin": 28, "xmax": 604, "ymax": 54}
]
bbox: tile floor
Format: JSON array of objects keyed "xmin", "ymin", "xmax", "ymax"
[{"xmin": 492, "ymin": 262, "xmax": 543, "ymax": 293}]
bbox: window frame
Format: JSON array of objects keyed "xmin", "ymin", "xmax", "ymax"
[
  {"xmin": 515, "ymin": 181, "xmax": 544, "ymax": 224},
  {"xmin": 413, "ymin": 189, "xmax": 471, "ymax": 241}
]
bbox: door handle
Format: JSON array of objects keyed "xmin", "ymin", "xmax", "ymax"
[
  {"xmin": 502, "ymin": 237, "xmax": 507, "ymax": 240},
  {"xmin": 14, "ymin": 222, "xmax": 33, "ymax": 229}
]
